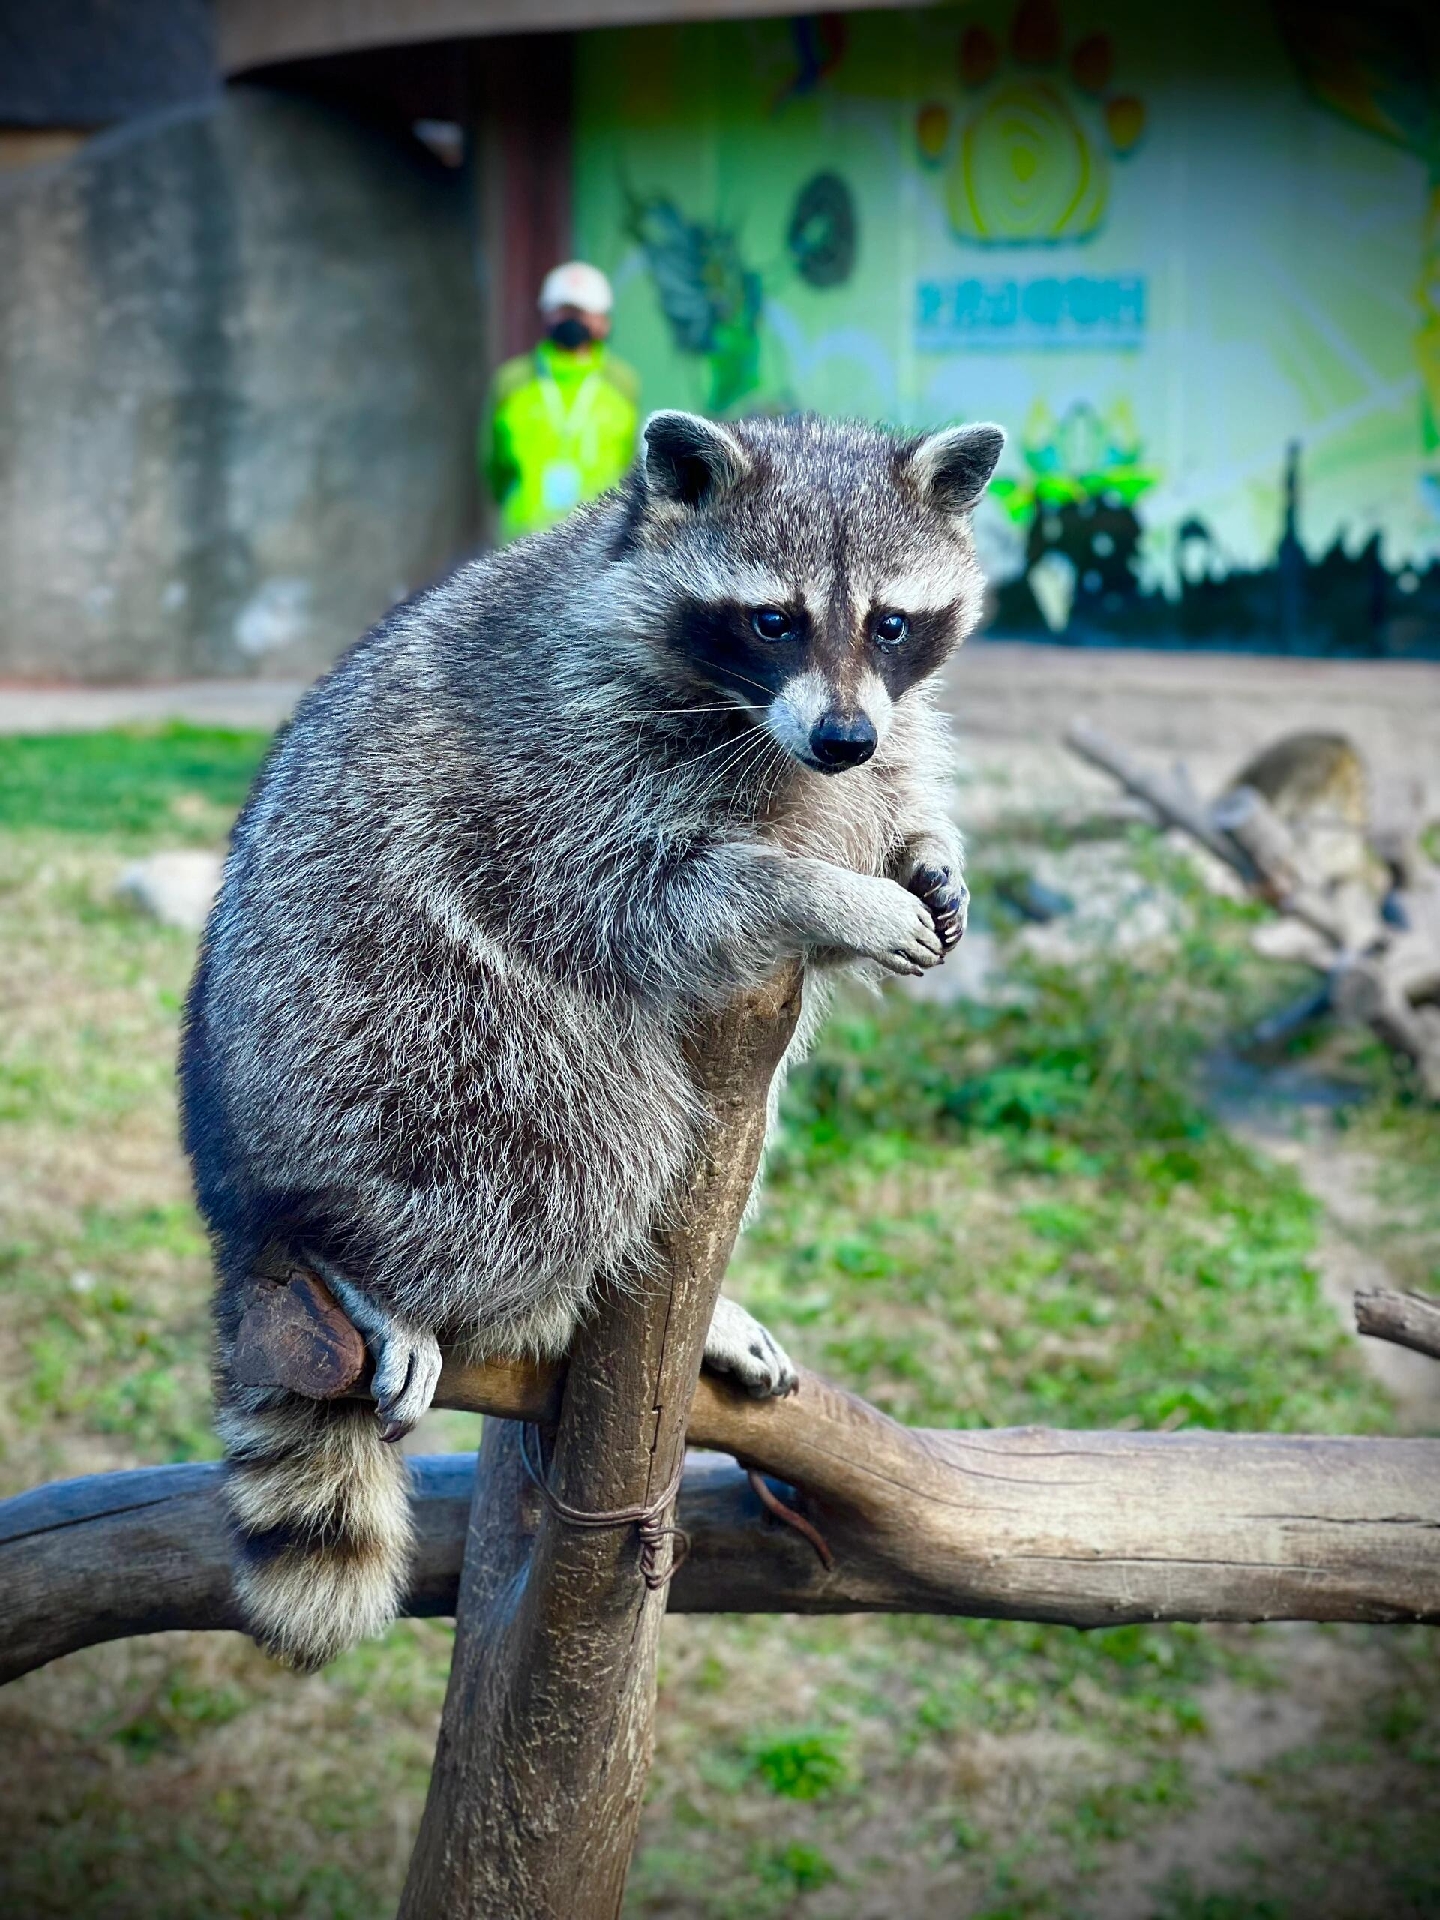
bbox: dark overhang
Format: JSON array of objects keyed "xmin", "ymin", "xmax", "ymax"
[{"xmin": 215, "ymin": 0, "xmax": 942, "ymax": 76}]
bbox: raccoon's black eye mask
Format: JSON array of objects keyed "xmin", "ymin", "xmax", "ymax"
[
  {"xmin": 664, "ymin": 597, "xmax": 807, "ymax": 705},
  {"xmin": 753, "ymin": 604, "xmax": 914, "ymax": 654}
]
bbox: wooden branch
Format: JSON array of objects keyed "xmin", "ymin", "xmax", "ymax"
[
  {"xmin": 1208, "ymin": 783, "xmax": 1301, "ymax": 892},
  {"xmin": 1065, "ymin": 719, "xmax": 1263, "ymax": 883},
  {"xmin": 5, "ymin": 1409, "xmax": 1438, "ymax": 1688},
  {"xmin": 1355, "ymin": 1285, "xmax": 1440, "ymax": 1365},
  {"xmin": 1066, "ymin": 722, "xmax": 1350, "ymax": 947},
  {"xmin": 397, "ymin": 969, "xmax": 803, "ymax": 1920},
  {"xmin": 16, "ymin": 1264, "xmax": 1426, "ymax": 1702},
  {"xmin": 231, "ymin": 1248, "xmax": 366, "ymax": 1397}
]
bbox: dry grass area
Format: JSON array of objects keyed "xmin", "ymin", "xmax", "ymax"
[
  {"xmin": 0, "ymin": 834, "xmax": 214, "ymax": 1488},
  {"xmin": 1, "ymin": 729, "xmax": 1437, "ymax": 1920}
]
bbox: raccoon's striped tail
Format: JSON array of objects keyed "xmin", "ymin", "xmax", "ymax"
[{"xmin": 219, "ymin": 1388, "xmax": 414, "ymax": 1672}]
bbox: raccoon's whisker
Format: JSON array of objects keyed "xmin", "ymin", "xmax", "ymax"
[
  {"xmin": 738, "ymin": 722, "xmax": 795, "ymax": 798},
  {"xmin": 694, "ymin": 727, "xmax": 786, "ymax": 804},
  {"xmin": 713, "ymin": 665, "xmax": 781, "ymax": 704},
  {"xmin": 748, "ymin": 731, "xmax": 792, "ymax": 803},
  {"xmin": 630, "ymin": 724, "xmax": 768, "ymax": 785},
  {"xmin": 699, "ymin": 728, "xmax": 786, "ymax": 792},
  {"xmin": 691, "ymin": 734, "xmax": 759, "ymax": 790},
  {"xmin": 609, "ymin": 705, "xmax": 768, "ymax": 719},
  {"xmin": 637, "ymin": 734, "xmax": 761, "ymax": 809}
]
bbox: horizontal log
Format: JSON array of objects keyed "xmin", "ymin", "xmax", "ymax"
[{"xmin": 4, "ymin": 1366, "xmax": 1438, "ymax": 1683}]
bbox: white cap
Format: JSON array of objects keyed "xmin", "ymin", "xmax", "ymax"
[{"xmin": 538, "ymin": 260, "xmax": 613, "ymax": 316}]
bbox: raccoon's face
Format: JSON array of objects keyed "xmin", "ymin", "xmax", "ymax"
[{"xmin": 614, "ymin": 410, "xmax": 1004, "ymax": 775}]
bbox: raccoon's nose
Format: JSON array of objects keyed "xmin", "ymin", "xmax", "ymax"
[{"xmin": 809, "ymin": 711, "xmax": 878, "ymax": 772}]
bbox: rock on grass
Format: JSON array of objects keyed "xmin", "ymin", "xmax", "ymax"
[{"xmin": 116, "ymin": 850, "xmax": 222, "ymax": 933}]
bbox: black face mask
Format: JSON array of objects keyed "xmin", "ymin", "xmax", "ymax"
[{"xmin": 547, "ymin": 316, "xmax": 594, "ymax": 351}]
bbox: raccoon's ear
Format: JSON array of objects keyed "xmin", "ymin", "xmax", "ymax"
[
  {"xmin": 903, "ymin": 422, "xmax": 1006, "ymax": 515},
  {"xmin": 642, "ymin": 410, "xmax": 750, "ymax": 509}
]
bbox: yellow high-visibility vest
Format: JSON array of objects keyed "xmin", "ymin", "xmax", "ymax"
[{"xmin": 482, "ymin": 340, "xmax": 640, "ymax": 543}]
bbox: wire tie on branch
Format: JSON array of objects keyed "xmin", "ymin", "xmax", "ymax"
[
  {"xmin": 746, "ymin": 1466, "xmax": 835, "ymax": 1570},
  {"xmin": 520, "ymin": 1423, "xmax": 689, "ymax": 1591}
]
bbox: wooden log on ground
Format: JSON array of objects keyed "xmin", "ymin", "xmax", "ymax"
[
  {"xmin": 1066, "ymin": 722, "xmax": 1349, "ymax": 948},
  {"xmin": 1356, "ymin": 1285, "xmax": 1440, "ymax": 1365},
  {"xmin": 1208, "ymin": 785, "xmax": 1351, "ymax": 946},
  {"xmin": 1331, "ymin": 941, "xmax": 1440, "ymax": 1100},
  {"xmin": 1065, "ymin": 721, "xmax": 1440, "ymax": 1094},
  {"xmin": 5, "ymin": 1406, "xmax": 1439, "ymax": 1686}
]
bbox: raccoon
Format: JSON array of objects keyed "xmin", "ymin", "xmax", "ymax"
[{"xmin": 181, "ymin": 408, "xmax": 1004, "ymax": 1670}]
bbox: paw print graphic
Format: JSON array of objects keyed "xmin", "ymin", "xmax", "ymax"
[{"xmin": 915, "ymin": 0, "xmax": 1145, "ymax": 244}]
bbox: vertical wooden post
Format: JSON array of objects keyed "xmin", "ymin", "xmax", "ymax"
[
  {"xmin": 398, "ymin": 968, "xmax": 803, "ymax": 1920},
  {"xmin": 473, "ymin": 33, "xmax": 575, "ymax": 369}
]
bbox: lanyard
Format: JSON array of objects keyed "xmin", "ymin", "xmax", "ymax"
[{"xmin": 538, "ymin": 363, "xmax": 603, "ymax": 446}]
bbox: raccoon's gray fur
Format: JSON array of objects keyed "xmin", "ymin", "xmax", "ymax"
[{"xmin": 181, "ymin": 409, "xmax": 1003, "ymax": 1670}]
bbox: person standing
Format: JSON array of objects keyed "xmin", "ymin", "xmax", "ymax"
[{"xmin": 482, "ymin": 261, "xmax": 640, "ymax": 544}]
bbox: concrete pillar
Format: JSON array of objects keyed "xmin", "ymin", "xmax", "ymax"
[{"xmin": 0, "ymin": 87, "xmax": 481, "ymax": 681}]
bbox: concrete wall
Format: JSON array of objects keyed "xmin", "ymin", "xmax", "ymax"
[{"xmin": 0, "ymin": 88, "xmax": 481, "ymax": 681}]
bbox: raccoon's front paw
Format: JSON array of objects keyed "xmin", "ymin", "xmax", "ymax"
[
  {"xmin": 322, "ymin": 1271, "xmax": 442, "ymax": 1444},
  {"xmin": 906, "ymin": 862, "xmax": 968, "ymax": 953},
  {"xmin": 898, "ymin": 835, "xmax": 967, "ymax": 954},
  {"xmin": 846, "ymin": 876, "xmax": 946, "ymax": 976},
  {"xmin": 704, "ymin": 1297, "xmax": 799, "ymax": 1399}
]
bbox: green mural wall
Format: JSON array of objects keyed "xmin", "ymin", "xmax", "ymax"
[{"xmin": 573, "ymin": 0, "xmax": 1440, "ymax": 655}]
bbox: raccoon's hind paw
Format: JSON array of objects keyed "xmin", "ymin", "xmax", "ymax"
[
  {"xmin": 319, "ymin": 1270, "xmax": 442, "ymax": 1443},
  {"xmin": 704, "ymin": 1297, "xmax": 799, "ymax": 1400},
  {"xmin": 371, "ymin": 1324, "xmax": 443, "ymax": 1444}
]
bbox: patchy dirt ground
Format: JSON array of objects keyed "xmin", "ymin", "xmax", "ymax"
[{"xmin": 939, "ymin": 642, "xmax": 1440, "ymax": 842}]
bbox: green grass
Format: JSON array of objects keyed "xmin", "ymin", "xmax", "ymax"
[
  {"xmin": 745, "ymin": 1728, "xmax": 855, "ymax": 1800},
  {"xmin": 1341, "ymin": 1057, "xmax": 1440, "ymax": 1297},
  {"xmin": 0, "ymin": 728, "xmax": 1437, "ymax": 1920},
  {"xmin": 0, "ymin": 723, "xmax": 271, "ymax": 843},
  {"xmin": 746, "ymin": 935, "xmax": 1389, "ymax": 1440}
]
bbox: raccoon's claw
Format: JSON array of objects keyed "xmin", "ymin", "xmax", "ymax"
[
  {"xmin": 320, "ymin": 1270, "xmax": 442, "ymax": 1443},
  {"xmin": 704, "ymin": 1297, "xmax": 799, "ymax": 1399},
  {"xmin": 908, "ymin": 864, "xmax": 968, "ymax": 953},
  {"xmin": 372, "ymin": 1329, "xmax": 443, "ymax": 1443}
]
